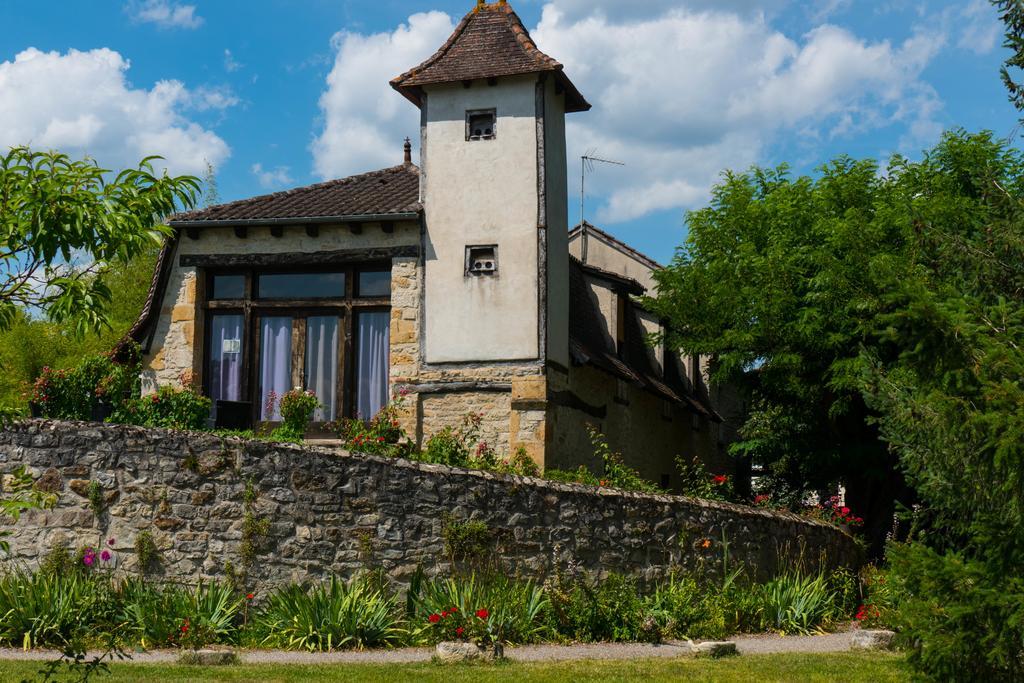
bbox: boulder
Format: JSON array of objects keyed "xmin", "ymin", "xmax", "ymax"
[
  {"xmin": 435, "ymin": 641, "xmax": 504, "ymax": 663},
  {"xmin": 691, "ymin": 640, "xmax": 739, "ymax": 658},
  {"xmin": 177, "ymin": 650, "xmax": 238, "ymax": 666},
  {"xmin": 851, "ymin": 629, "xmax": 896, "ymax": 651}
]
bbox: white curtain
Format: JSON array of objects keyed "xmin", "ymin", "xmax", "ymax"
[
  {"xmin": 356, "ymin": 312, "xmax": 390, "ymax": 420},
  {"xmin": 209, "ymin": 314, "xmax": 243, "ymax": 402},
  {"xmin": 259, "ymin": 317, "xmax": 292, "ymax": 421},
  {"xmin": 305, "ymin": 316, "xmax": 338, "ymax": 421}
]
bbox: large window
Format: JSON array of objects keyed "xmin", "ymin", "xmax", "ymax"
[{"xmin": 203, "ymin": 265, "xmax": 391, "ymax": 428}]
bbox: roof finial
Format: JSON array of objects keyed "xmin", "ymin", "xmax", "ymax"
[{"xmin": 403, "ymin": 137, "xmax": 412, "ymax": 165}]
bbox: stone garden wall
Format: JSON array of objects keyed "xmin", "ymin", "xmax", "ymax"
[{"xmin": 0, "ymin": 421, "xmax": 860, "ymax": 588}]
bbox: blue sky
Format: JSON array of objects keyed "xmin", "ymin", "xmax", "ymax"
[{"xmin": 0, "ymin": 0, "xmax": 1018, "ymax": 264}]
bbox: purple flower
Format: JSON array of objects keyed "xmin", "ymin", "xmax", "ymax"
[
  {"xmin": 100, "ymin": 550, "xmax": 111, "ymax": 562},
  {"xmin": 107, "ymin": 538, "xmax": 116, "ymax": 546},
  {"xmin": 82, "ymin": 554, "xmax": 94, "ymax": 567}
]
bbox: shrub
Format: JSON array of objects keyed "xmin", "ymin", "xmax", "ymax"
[
  {"xmin": 494, "ymin": 446, "xmax": 541, "ymax": 477},
  {"xmin": 544, "ymin": 573, "xmax": 648, "ymax": 643},
  {"xmin": 31, "ymin": 348, "xmax": 141, "ymax": 420},
  {"xmin": 441, "ymin": 515, "xmax": 492, "ymax": 566},
  {"xmin": 110, "ymin": 385, "xmax": 211, "ymax": 430},
  {"xmin": 275, "ymin": 389, "xmax": 320, "ymax": 440},
  {"xmin": 253, "ymin": 575, "xmax": 405, "ymax": 651},
  {"xmin": 884, "ymin": 541, "xmax": 1024, "ymax": 683},
  {"xmin": 675, "ymin": 455, "xmax": 733, "ymax": 501},
  {"xmin": 410, "ymin": 574, "xmax": 549, "ymax": 645},
  {"xmin": 544, "ymin": 466, "xmax": 601, "ymax": 487},
  {"xmin": 802, "ymin": 495, "xmax": 864, "ymax": 528},
  {"xmin": 339, "ymin": 394, "xmax": 415, "ymax": 458}
]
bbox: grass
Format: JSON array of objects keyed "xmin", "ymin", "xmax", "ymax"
[{"xmin": 0, "ymin": 652, "xmax": 910, "ymax": 682}]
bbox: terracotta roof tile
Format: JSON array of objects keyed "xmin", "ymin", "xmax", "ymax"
[
  {"xmin": 391, "ymin": 1, "xmax": 589, "ymax": 112},
  {"xmin": 170, "ymin": 164, "xmax": 421, "ymax": 224}
]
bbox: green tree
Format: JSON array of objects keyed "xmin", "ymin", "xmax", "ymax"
[
  {"xmin": 0, "ymin": 147, "xmax": 198, "ymax": 335},
  {"xmin": 646, "ymin": 152, "xmax": 908, "ymax": 550},
  {"xmin": 993, "ymin": 0, "xmax": 1024, "ymax": 117},
  {"xmin": 650, "ymin": 130, "xmax": 1024, "ymax": 679}
]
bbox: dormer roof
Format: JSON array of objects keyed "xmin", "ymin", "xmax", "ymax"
[{"xmin": 391, "ymin": 1, "xmax": 589, "ymax": 113}]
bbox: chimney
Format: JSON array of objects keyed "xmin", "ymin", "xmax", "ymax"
[{"xmin": 403, "ymin": 137, "xmax": 412, "ymax": 165}]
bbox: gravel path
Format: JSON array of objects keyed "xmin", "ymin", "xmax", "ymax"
[{"xmin": 0, "ymin": 631, "xmax": 858, "ymax": 665}]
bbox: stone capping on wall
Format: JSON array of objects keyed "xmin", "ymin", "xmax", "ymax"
[{"xmin": 0, "ymin": 420, "xmax": 861, "ymax": 588}]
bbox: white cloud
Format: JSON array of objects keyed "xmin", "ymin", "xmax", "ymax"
[
  {"xmin": 223, "ymin": 49, "xmax": 242, "ymax": 73},
  {"xmin": 189, "ymin": 85, "xmax": 239, "ymax": 111},
  {"xmin": 312, "ymin": 11, "xmax": 454, "ymax": 178},
  {"xmin": 534, "ymin": 4, "xmax": 945, "ymax": 222},
  {"xmin": 312, "ymin": 2, "xmax": 945, "ymax": 223},
  {"xmin": 128, "ymin": 1, "xmax": 203, "ymax": 29},
  {"xmin": 251, "ymin": 163, "xmax": 293, "ymax": 188},
  {"xmin": 958, "ymin": 0, "xmax": 1001, "ymax": 55},
  {"xmin": 0, "ymin": 47, "xmax": 230, "ymax": 175}
]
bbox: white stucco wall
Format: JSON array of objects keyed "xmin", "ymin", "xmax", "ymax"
[
  {"xmin": 568, "ymin": 232, "xmax": 659, "ymax": 292},
  {"xmin": 544, "ymin": 77, "xmax": 570, "ymax": 369},
  {"xmin": 421, "ymin": 76, "xmax": 541, "ymax": 363}
]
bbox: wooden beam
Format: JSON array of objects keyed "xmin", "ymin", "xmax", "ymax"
[
  {"xmin": 234, "ymin": 226, "xmax": 248, "ymax": 239},
  {"xmin": 305, "ymin": 225, "xmax": 319, "ymax": 238},
  {"xmin": 181, "ymin": 245, "xmax": 419, "ymax": 268},
  {"xmin": 270, "ymin": 226, "xmax": 284, "ymax": 238},
  {"xmin": 349, "ymin": 222, "xmax": 363, "ymax": 235}
]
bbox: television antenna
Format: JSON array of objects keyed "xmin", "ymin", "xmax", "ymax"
[{"xmin": 579, "ymin": 151, "xmax": 625, "ymax": 264}]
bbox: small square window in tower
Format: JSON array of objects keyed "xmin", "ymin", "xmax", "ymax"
[
  {"xmin": 466, "ymin": 245, "xmax": 498, "ymax": 276},
  {"xmin": 466, "ymin": 110, "xmax": 497, "ymax": 141}
]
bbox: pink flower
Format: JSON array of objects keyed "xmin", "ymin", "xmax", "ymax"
[
  {"xmin": 82, "ymin": 554, "xmax": 94, "ymax": 567},
  {"xmin": 107, "ymin": 538, "xmax": 116, "ymax": 546}
]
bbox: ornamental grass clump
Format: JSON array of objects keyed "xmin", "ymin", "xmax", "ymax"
[{"xmin": 252, "ymin": 575, "xmax": 405, "ymax": 651}]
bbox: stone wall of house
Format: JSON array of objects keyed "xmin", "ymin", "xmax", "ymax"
[
  {"xmin": 1, "ymin": 421, "xmax": 860, "ymax": 589},
  {"xmin": 388, "ymin": 251, "xmax": 548, "ymax": 461},
  {"xmin": 547, "ymin": 364, "xmax": 729, "ymax": 490}
]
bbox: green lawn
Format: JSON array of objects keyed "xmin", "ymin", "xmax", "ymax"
[{"xmin": 0, "ymin": 652, "xmax": 909, "ymax": 682}]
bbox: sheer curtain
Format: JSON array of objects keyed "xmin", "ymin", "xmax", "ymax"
[
  {"xmin": 305, "ymin": 316, "xmax": 338, "ymax": 421},
  {"xmin": 356, "ymin": 312, "xmax": 390, "ymax": 420},
  {"xmin": 259, "ymin": 317, "xmax": 292, "ymax": 421},
  {"xmin": 209, "ymin": 315, "xmax": 243, "ymax": 402}
]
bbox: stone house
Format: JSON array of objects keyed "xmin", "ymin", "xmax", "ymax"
[{"xmin": 124, "ymin": 0, "xmax": 735, "ymax": 487}]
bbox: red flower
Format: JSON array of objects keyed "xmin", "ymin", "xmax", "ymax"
[
  {"xmin": 840, "ymin": 507, "xmax": 851, "ymax": 516},
  {"xmin": 428, "ymin": 613, "xmax": 441, "ymax": 624},
  {"xmin": 456, "ymin": 627, "xmax": 465, "ymax": 637},
  {"xmin": 475, "ymin": 609, "xmax": 489, "ymax": 619},
  {"xmin": 247, "ymin": 593, "xmax": 254, "ymax": 601},
  {"xmin": 712, "ymin": 474, "xmax": 728, "ymax": 485}
]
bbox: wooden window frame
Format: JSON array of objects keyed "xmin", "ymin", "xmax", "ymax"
[{"xmin": 202, "ymin": 264, "xmax": 391, "ymax": 428}]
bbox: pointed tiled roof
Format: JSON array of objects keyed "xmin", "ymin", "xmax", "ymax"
[
  {"xmin": 169, "ymin": 164, "xmax": 421, "ymax": 225},
  {"xmin": 391, "ymin": 1, "xmax": 589, "ymax": 113}
]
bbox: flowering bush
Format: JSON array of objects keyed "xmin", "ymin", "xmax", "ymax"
[
  {"xmin": 804, "ymin": 495, "xmax": 864, "ymax": 528},
  {"xmin": 110, "ymin": 385, "xmax": 211, "ymax": 430},
  {"xmin": 339, "ymin": 394, "xmax": 415, "ymax": 458},
  {"xmin": 675, "ymin": 455, "xmax": 734, "ymax": 501},
  {"xmin": 276, "ymin": 389, "xmax": 321, "ymax": 439},
  {"xmin": 30, "ymin": 346, "xmax": 141, "ymax": 420}
]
